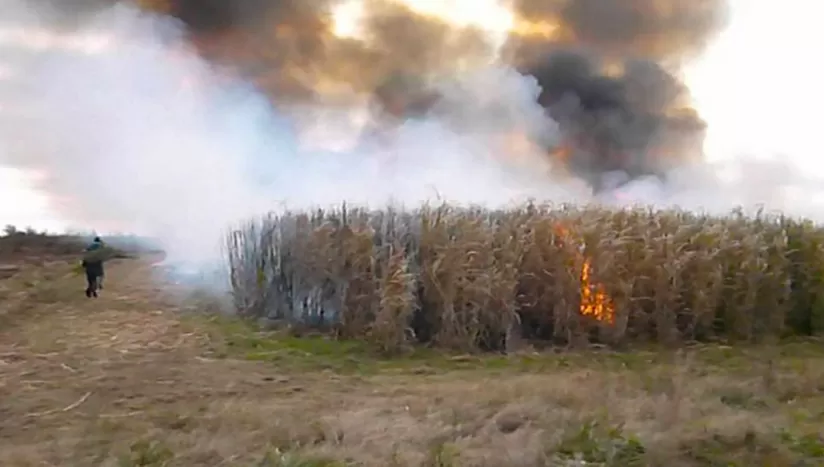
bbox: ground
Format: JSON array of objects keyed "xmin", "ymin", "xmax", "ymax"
[{"xmin": 2, "ymin": 256, "xmax": 824, "ymax": 466}]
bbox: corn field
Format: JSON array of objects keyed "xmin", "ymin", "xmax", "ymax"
[{"xmin": 226, "ymin": 203, "xmax": 824, "ymax": 352}]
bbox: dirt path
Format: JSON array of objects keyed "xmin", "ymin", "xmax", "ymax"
[
  {"xmin": 0, "ymin": 259, "xmax": 330, "ymax": 465},
  {"xmin": 1, "ymin": 258, "xmax": 824, "ymax": 466}
]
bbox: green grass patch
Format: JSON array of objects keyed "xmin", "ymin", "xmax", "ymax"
[{"xmin": 190, "ymin": 314, "xmax": 824, "ymax": 378}]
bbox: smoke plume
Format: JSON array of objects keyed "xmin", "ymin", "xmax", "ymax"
[
  {"xmin": 1, "ymin": 0, "xmax": 824, "ymax": 278},
  {"xmin": 0, "ymin": 0, "xmax": 579, "ymax": 268},
  {"xmin": 11, "ymin": 0, "xmax": 728, "ymax": 187},
  {"xmin": 150, "ymin": 0, "xmax": 495, "ymax": 114},
  {"xmin": 502, "ymin": 0, "xmax": 728, "ymax": 188},
  {"xmin": 139, "ymin": 0, "xmax": 729, "ymax": 187}
]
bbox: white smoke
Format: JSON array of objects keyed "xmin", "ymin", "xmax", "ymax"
[
  {"xmin": 1, "ymin": 0, "xmax": 823, "ymax": 283},
  {"xmin": 0, "ymin": 2, "xmax": 583, "ymax": 268}
]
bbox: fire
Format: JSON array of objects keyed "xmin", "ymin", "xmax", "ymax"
[
  {"xmin": 602, "ymin": 61, "xmax": 625, "ymax": 78},
  {"xmin": 501, "ymin": 131, "xmax": 540, "ymax": 162},
  {"xmin": 580, "ymin": 260, "xmax": 614, "ymax": 323},
  {"xmin": 135, "ymin": 0, "xmax": 171, "ymax": 13},
  {"xmin": 551, "ymin": 143, "xmax": 571, "ymax": 162},
  {"xmin": 554, "ymin": 225, "xmax": 615, "ymax": 324},
  {"xmin": 510, "ymin": 18, "xmax": 562, "ymax": 39}
]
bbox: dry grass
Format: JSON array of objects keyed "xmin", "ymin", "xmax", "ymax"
[
  {"xmin": 2, "ymin": 254, "xmax": 824, "ymax": 465},
  {"xmin": 227, "ymin": 203, "xmax": 824, "ymax": 353},
  {"xmin": 0, "ymin": 230, "xmax": 86, "ymax": 261},
  {"xmin": 0, "ymin": 229, "xmax": 161, "ymax": 263}
]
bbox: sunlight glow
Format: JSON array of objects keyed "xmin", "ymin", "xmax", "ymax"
[
  {"xmin": 331, "ymin": 0, "xmax": 365, "ymax": 38},
  {"xmin": 332, "ymin": 0, "xmax": 514, "ymax": 45},
  {"xmin": 685, "ymin": 0, "xmax": 824, "ymax": 176},
  {"xmin": 0, "ymin": 26, "xmax": 113, "ymax": 54},
  {"xmin": 0, "ymin": 168, "xmax": 64, "ymax": 231}
]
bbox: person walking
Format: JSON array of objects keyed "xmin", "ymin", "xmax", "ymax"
[{"xmin": 82, "ymin": 236, "xmax": 105, "ymax": 298}]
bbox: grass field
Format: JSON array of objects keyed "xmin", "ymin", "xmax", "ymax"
[{"xmin": 2, "ymin": 254, "xmax": 824, "ymax": 466}]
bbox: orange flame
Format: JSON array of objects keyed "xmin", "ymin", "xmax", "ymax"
[
  {"xmin": 554, "ymin": 225, "xmax": 615, "ymax": 324},
  {"xmin": 551, "ymin": 143, "xmax": 571, "ymax": 163},
  {"xmin": 135, "ymin": 0, "xmax": 171, "ymax": 13},
  {"xmin": 580, "ymin": 260, "xmax": 614, "ymax": 323},
  {"xmin": 511, "ymin": 17, "xmax": 563, "ymax": 40}
]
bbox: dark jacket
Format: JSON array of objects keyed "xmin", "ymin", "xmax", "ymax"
[
  {"xmin": 82, "ymin": 259, "xmax": 104, "ymax": 276},
  {"xmin": 82, "ymin": 239, "xmax": 105, "ymax": 276}
]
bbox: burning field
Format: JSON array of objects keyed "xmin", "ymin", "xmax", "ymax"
[
  {"xmin": 7, "ymin": 4, "xmax": 824, "ymax": 464},
  {"xmin": 8, "ymin": 1, "xmax": 824, "ymax": 351},
  {"xmin": 227, "ymin": 203, "xmax": 824, "ymax": 352}
]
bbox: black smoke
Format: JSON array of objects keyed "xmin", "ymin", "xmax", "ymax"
[
  {"xmin": 506, "ymin": 0, "xmax": 729, "ymax": 189},
  {"xmin": 16, "ymin": 0, "xmax": 730, "ymax": 191}
]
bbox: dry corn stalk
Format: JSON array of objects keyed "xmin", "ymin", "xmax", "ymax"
[{"xmin": 226, "ymin": 203, "xmax": 824, "ymax": 351}]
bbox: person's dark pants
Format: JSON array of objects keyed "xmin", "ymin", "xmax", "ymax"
[
  {"xmin": 83, "ymin": 261, "xmax": 104, "ymax": 298},
  {"xmin": 85, "ymin": 271, "xmax": 100, "ymax": 297}
]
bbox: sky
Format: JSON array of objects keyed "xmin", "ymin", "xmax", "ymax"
[
  {"xmin": 0, "ymin": 167, "xmax": 60, "ymax": 231},
  {"xmin": 0, "ymin": 0, "xmax": 821, "ymax": 232},
  {"xmin": 686, "ymin": 0, "xmax": 824, "ymax": 171}
]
